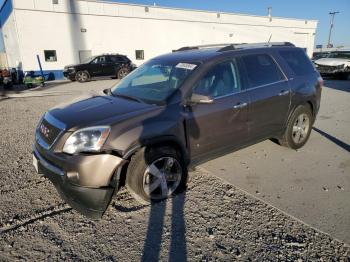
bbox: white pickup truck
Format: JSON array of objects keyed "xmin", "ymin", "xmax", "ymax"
[{"xmin": 314, "ymin": 51, "xmax": 350, "ymax": 80}]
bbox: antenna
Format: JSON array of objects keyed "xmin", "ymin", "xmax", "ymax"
[{"xmin": 268, "ymin": 34, "xmax": 272, "ymax": 43}]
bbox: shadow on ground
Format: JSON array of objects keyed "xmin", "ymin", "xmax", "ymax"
[{"xmin": 313, "ymin": 127, "xmax": 350, "ymax": 153}]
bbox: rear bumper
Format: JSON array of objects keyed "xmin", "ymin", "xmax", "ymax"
[{"xmin": 33, "ymin": 145, "xmax": 126, "ymax": 219}]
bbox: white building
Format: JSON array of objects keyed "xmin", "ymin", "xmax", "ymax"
[{"xmin": 0, "ymin": 0, "xmax": 318, "ymax": 79}]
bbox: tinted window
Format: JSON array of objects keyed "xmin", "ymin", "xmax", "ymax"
[
  {"xmin": 91, "ymin": 56, "xmax": 106, "ymax": 64},
  {"xmin": 241, "ymin": 54, "xmax": 285, "ymax": 88},
  {"xmin": 109, "ymin": 56, "xmax": 130, "ymax": 63},
  {"xmin": 194, "ymin": 60, "xmax": 241, "ymax": 98},
  {"xmin": 280, "ymin": 49, "xmax": 315, "ymax": 76}
]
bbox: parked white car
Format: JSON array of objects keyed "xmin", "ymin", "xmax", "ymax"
[{"xmin": 314, "ymin": 51, "xmax": 350, "ymax": 80}]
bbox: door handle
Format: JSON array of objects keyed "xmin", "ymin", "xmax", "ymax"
[
  {"xmin": 278, "ymin": 90, "xmax": 290, "ymax": 96},
  {"xmin": 233, "ymin": 102, "xmax": 248, "ymax": 109}
]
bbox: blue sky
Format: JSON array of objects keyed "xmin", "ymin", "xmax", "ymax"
[{"xmin": 1, "ymin": 0, "xmax": 349, "ymax": 47}]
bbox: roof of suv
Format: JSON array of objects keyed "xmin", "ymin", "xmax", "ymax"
[{"xmin": 153, "ymin": 42, "xmax": 297, "ymax": 64}]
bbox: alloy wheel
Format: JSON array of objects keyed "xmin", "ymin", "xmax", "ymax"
[
  {"xmin": 142, "ymin": 157, "xmax": 182, "ymax": 200},
  {"xmin": 292, "ymin": 113, "xmax": 310, "ymax": 144},
  {"xmin": 118, "ymin": 68, "xmax": 129, "ymax": 79},
  {"xmin": 76, "ymin": 72, "xmax": 88, "ymax": 82}
]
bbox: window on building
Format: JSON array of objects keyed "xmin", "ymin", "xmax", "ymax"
[
  {"xmin": 44, "ymin": 50, "xmax": 57, "ymax": 62},
  {"xmin": 240, "ymin": 54, "xmax": 285, "ymax": 88},
  {"xmin": 135, "ymin": 50, "xmax": 144, "ymax": 60},
  {"xmin": 52, "ymin": 0, "xmax": 59, "ymax": 4}
]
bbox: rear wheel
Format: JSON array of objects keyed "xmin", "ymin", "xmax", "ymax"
[
  {"xmin": 126, "ymin": 146, "xmax": 187, "ymax": 204},
  {"xmin": 279, "ymin": 105, "xmax": 313, "ymax": 149},
  {"xmin": 117, "ymin": 66, "xmax": 130, "ymax": 79},
  {"xmin": 75, "ymin": 71, "xmax": 90, "ymax": 83}
]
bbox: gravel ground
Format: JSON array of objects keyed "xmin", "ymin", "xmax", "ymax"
[{"xmin": 0, "ymin": 81, "xmax": 349, "ymax": 261}]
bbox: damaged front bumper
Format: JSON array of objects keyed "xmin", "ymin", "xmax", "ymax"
[
  {"xmin": 33, "ymin": 144, "xmax": 126, "ymax": 219},
  {"xmin": 315, "ymin": 64, "xmax": 350, "ymax": 75}
]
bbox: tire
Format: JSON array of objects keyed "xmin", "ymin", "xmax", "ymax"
[
  {"xmin": 75, "ymin": 71, "xmax": 90, "ymax": 83},
  {"xmin": 126, "ymin": 146, "xmax": 187, "ymax": 204},
  {"xmin": 278, "ymin": 105, "xmax": 313, "ymax": 150},
  {"xmin": 117, "ymin": 66, "xmax": 130, "ymax": 79}
]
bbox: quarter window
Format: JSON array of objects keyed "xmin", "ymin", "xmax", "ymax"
[
  {"xmin": 241, "ymin": 54, "xmax": 285, "ymax": 88},
  {"xmin": 44, "ymin": 50, "xmax": 57, "ymax": 62},
  {"xmin": 279, "ymin": 49, "xmax": 315, "ymax": 76},
  {"xmin": 194, "ymin": 60, "xmax": 241, "ymax": 98}
]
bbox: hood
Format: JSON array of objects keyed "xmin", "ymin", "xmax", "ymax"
[
  {"xmin": 315, "ymin": 58, "xmax": 350, "ymax": 66},
  {"xmin": 64, "ymin": 63, "xmax": 88, "ymax": 69},
  {"xmin": 48, "ymin": 94, "xmax": 158, "ymax": 130}
]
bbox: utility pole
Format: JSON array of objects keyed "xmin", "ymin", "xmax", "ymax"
[{"xmin": 327, "ymin": 11, "xmax": 339, "ymax": 48}]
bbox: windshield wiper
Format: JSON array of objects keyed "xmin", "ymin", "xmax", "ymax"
[{"xmin": 112, "ymin": 93, "xmax": 144, "ymax": 103}]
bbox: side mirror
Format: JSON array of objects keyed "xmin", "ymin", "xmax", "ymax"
[
  {"xmin": 103, "ymin": 88, "xmax": 111, "ymax": 95},
  {"xmin": 190, "ymin": 93, "xmax": 214, "ymax": 104}
]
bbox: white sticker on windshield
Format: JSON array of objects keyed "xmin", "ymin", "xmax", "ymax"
[{"xmin": 176, "ymin": 63, "xmax": 197, "ymax": 70}]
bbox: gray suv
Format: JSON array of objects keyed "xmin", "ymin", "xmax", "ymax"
[{"xmin": 33, "ymin": 42, "xmax": 322, "ymax": 218}]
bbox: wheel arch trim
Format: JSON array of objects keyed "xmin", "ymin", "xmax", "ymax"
[{"xmin": 123, "ymin": 135, "xmax": 189, "ymax": 164}]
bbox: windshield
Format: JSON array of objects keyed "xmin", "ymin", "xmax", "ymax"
[
  {"xmin": 111, "ymin": 60, "xmax": 199, "ymax": 104},
  {"xmin": 326, "ymin": 52, "xmax": 350, "ymax": 59},
  {"xmin": 83, "ymin": 56, "xmax": 97, "ymax": 64}
]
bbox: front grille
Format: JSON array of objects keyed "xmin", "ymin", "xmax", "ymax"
[
  {"xmin": 316, "ymin": 64, "xmax": 344, "ymax": 73},
  {"xmin": 38, "ymin": 118, "xmax": 62, "ymax": 146}
]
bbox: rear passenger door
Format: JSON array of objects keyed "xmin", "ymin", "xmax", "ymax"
[
  {"xmin": 103, "ymin": 56, "xmax": 117, "ymax": 76},
  {"xmin": 240, "ymin": 53, "xmax": 291, "ymax": 140}
]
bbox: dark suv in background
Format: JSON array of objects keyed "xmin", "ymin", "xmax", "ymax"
[
  {"xmin": 33, "ymin": 42, "xmax": 322, "ymax": 218},
  {"xmin": 63, "ymin": 54, "xmax": 136, "ymax": 82}
]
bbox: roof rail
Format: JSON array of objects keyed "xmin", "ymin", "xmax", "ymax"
[
  {"xmin": 173, "ymin": 43, "xmax": 241, "ymax": 52},
  {"xmin": 173, "ymin": 42, "xmax": 295, "ymax": 53},
  {"xmin": 218, "ymin": 42, "xmax": 295, "ymax": 52}
]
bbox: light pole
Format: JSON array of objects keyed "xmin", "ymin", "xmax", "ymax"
[{"xmin": 327, "ymin": 11, "xmax": 339, "ymax": 48}]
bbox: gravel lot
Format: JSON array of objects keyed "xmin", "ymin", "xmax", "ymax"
[{"xmin": 0, "ymin": 80, "xmax": 349, "ymax": 261}]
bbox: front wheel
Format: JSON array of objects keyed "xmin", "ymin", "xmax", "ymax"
[
  {"xmin": 126, "ymin": 146, "xmax": 187, "ymax": 204},
  {"xmin": 279, "ymin": 105, "xmax": 313, "ymax": 149},
  {"xmin": 75, "ymin": 71, "xmax": 90, "ymax": 83}
]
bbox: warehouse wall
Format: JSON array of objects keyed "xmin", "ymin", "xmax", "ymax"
[{"xmin": 10, "ymin": 0, "xmax": 317, "ymax": 78}]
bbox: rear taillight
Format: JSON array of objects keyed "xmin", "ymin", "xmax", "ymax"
[{"xmin": 317, "ymin": 76, "xmax": 324, "ymax": 89}]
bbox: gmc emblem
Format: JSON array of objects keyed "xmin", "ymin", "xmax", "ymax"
[{"xmin": 40, "ymin": 124, "xmax": 50, "ymax": 138}]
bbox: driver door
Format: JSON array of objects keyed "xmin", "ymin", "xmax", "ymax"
[{"xmin": 185, "ymin": 59, "xmax": 249, "ymax": 161}]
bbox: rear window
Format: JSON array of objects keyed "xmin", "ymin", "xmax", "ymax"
[
  {"xmin": 279, "ymin": 49, "xmax": 315, "ymax": 76},
  {"xmin": 241, "ymin": 54, "xmax": 285, "ymax": 88}
]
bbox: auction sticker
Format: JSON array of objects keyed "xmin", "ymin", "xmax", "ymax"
[{"xmin": 176, "ymin": 63, "xmax": 197, "ymax": 70}]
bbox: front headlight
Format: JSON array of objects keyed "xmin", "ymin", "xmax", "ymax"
[{"xmin": 63, "ymin": 126, "xmax": 110, "ymax": 154}]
